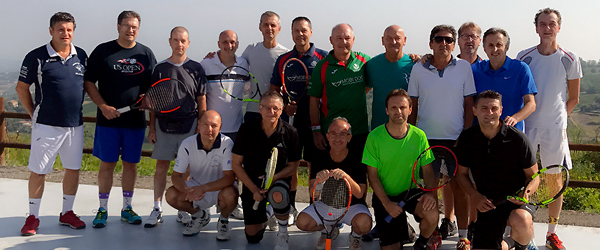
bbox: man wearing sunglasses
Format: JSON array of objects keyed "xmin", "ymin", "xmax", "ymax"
[{"xmin": 408, "ymin": 24, "xmax": 477, "ymax": 249}]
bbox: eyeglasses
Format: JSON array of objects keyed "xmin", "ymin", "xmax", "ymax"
[
  {"xmin": 259, "ymin": 105, "xmax": 282, "ymax": 112},
  {"xmin": 459, "ymin": 34, "xmax": 480, "ymax": 40},
  {"xmin": 433, "ymin": 36, "xmax": 455, "ymax": 44},
  {"xmin": 328, "ymin": 132, "xmax": 350, "ymax": 137}
]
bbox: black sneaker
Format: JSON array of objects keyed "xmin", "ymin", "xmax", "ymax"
[
  {"xmin": 467, "ymin": 221, "xmax": 476, "ymax": 242},
  {"xmin": 438, "ymin": 218, "xmax": 458, "ymax": 239}
]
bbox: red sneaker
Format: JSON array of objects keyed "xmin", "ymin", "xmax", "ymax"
[
  {"xmin": 21, "ymin": 215, "xmax": 40, "ymax": 236},
  {"xmin": 59, "ymin": 211, "xmax": 86, "ymax": 229},
  {"xmin": 546, "ymin": 233, "xmax": 566, "ymax": 250}
]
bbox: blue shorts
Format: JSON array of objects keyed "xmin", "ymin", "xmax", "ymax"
[{"xmin": 93, "ymin": 125, "xmax": 146, "ymax": 163}]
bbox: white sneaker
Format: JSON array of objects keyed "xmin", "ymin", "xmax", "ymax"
[
  {"xmin": 144, "ymin": 208, "xmax": 163, "ymax": 228},
  {"xmin": 216, "ymin": 218, "xmax": 230, "ymax": 241},
  {"xmin": 348, "ymin": 233, "xmax": 363, "ymax": 250},
  {"xmin": 177, "ymin": 210, "xmax": 192, "ymax": 225},
  {"xmin": 199, "ymin": 209, "xmax": 210, "ymax": 228},
  {"xmin": 274, "ymin": 232, "xmax": 289, "ymax": 250},
  {"xmin": 288, "ymin": 206, "xmax": 298, "ymax": 226},
  {"xmin": 183, "ymin": 217, "xmax": 203, "ymax": 236},
  {"xmin": 230, "ymin": 204, "xmax": 244, "ymax": 220}
]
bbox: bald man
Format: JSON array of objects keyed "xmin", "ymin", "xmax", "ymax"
[
  {"xmin": 145, "ymin": 26, "xmax": 208, "ymax": 228},
  {"xmin": 200, "ymin": 30, "xmax": 250, "ymax": 141},
  {"xmin": 165, "ymin": 110, "xmax": 238, "ymax": 240},
  {"xmin": 307, "ymin": 23, "xmax": 371, "ymax": 155}
]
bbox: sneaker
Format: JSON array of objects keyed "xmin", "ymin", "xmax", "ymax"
[
  {"xmin": 59, "ymin": 211, "xmax": 86, "ymax": 229},
  {"xmin": 144, "ymin": 208, "xmax": 163, "ymax": 228},
  {"xmin": 230, "ymin": 204, "xmax": 244, "ymax": 220},
  {"xmin": 121, "ymin": 205, "xmax": 142, "ymax": 224},
  {"xmin": 288, "ymin": 205, "xmax": 298, "ymax": 226},
  {"xmin": 456, "ymin": 238, "xmax": 471, "ymax": 250},
  {"xmin": 21, "ymin": 215, "xmax": 40, "ymax": 236},
  {"xmin": 177, "ymin": 210, "xmax": 192, "ymax": 225},
  {"xmin": 467, "ymin": 221, "xmax": 475, "ymax": 242},
  {"xmin": 348, "ymin": 233, "xmax": 363, "ymax": 250},
  {"xmin": 427, "ymin": 231, "xmax": 442, "ymax": 249},
  {"xmin": 438, "ymin": 218, "xmax": 458, "ymax": 239},
  {"xmin": 216, "ymin": 218, "xmax": 230, "ymax": 241},
  {"xmin": 199, "ymin": 209, "xmax": 210, "ymax": 228},
  {"xmin": 413, "ymin": 241, "xmax": 428, "ymax": 250},
  {"xmin": 93, "ymin": 208, "xmax": 108, "ymax": 228},
  {"xmin": 274, "ymin": 232, "xmax": 289, "ymax": 250},
  {"xmin": 183, "ymin": 217, "xmax": 204, "ymax": 237},
  {"xmin": 546, "ymin": 233, "xmax": 566, "ymax": 250},
  {"xmin": 527, "ymin": 238, "xmax": 540, "ymax": 250}
]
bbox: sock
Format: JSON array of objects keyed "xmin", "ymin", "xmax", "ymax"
[
  {"xmin": 290, "ymin": 190, "xmax": 297, "ymax": 209},
  {"xmin": 62, "ymin": 194, "xmax": 75, "ymax": 215},
  {"xmin": 351, "ymin": 230, "xmax": 361, "ymax": 237},
  {"xmin": 99, "ymin": 192, "xmax": 109, "ymax": 209},
  {"xmin": 29, "ymin": 198, "xmax": 41, "ymax": 218},
  {"xmin": 192, "ymin": 209, "xmax": 205, "ymax": 219},
  {"xmin": 458, "ymin": 229, "xmax": 468, "ymax": 238},
  {"xmin": 278, "ymin": 218, "xmax": 288, "ymax": 233},
  {"xmin": 514, "ymin": 241, "xmax": 527, "ymax": 250},
  {"xmin": 154, "ymin": 201, "xmax": 162, "ymax": 211},
  {"xmin": 123, "ymin": 191, "xmax": 133, "ymax": 210},
  {"xmin": 415, "ymin": 235, "xmax": 429, "ymax": 245},
  {"xmin": 219, "ymin": 215, "xmax": 228, "ymax": 223},
  {"xmin": 547, "ymin": 216, "xmax": 559, "ymax": 234}
]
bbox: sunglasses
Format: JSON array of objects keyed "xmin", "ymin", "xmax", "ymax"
[{"xmin": 433, "ymin": 36, "xmax": 455, "ymax": 44}]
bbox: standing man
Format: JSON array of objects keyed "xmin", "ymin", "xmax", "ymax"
[
  {"xmin": 242, "ymin": 11, "xmax": 289, "ymax": 122},
  {"xmin": 455, "ymin": 91, "xmax": 538, "ymax": 250},
  {"xmin": 407, "ymin": 24, "xmax": 476, "ymax": 243},
  {"xmin": 165, "ymin": 110, "xmax": 238, "ymax": 240},
  {"xmin": 232, "ymin": 91, "xmax": 301, "ymax": 250},
  {"xmin": 457, "ymin": 22, "xmax": 483, "ymax": 64},
  {"xmin": 269, "ymin": 16, "xmax": 328, "ymax": 224},
  {"xmin": 84, "ymin": 10, "xmax": 156, "ymax": 228},
  {"xmin": 364, "ymin": 89, "xmax": 440, "ymax": 250},
  {"xmin": 144, "ymin": 26, "xmax": 207, "ymax": 228},
  {"xmin": 17, "ymin": 12, "xmax": 87, "ymax": 236},
  {"xmin": 308, "ymin": 23, "xmax": 371, "ymax": 154},
  {"xmin": 517, "ymin": 8, "xmax": 582, "ymax": 250}
]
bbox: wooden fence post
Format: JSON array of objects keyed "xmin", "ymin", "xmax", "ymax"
[{"xmin": 0, "ymin": 97, "xmax": 5, "ymax": 165}]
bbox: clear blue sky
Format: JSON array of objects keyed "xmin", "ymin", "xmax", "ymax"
[{"xmin": 1, "ymin": 0, "xmax": 598, "ymax": 70}]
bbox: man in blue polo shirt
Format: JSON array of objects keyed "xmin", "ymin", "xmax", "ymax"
[
  {"xmin": 472, "ymin": 27, "xmax": 537, "ymax": 132},
  {"xmin": 269, "ymin": 16, "xmax": 328, "ymax": 225},
  {"xmin": 16, "ymin": 12, "xmax": 88, "ymax": 236}
]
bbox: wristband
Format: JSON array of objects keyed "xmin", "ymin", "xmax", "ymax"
[{"xmin": 311, "ymin": 125, "xmax": 321, "ymax": 132}]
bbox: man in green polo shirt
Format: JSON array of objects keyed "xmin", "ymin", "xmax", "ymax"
[{"xmin": 307, "ymin": 23, "xmax": 370, "ymax": 154}]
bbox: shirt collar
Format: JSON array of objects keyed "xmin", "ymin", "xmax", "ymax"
[
  {"xmin": 196, "ymin": 133, "xmax": 222, "ymax": 152},
  {"xmin": 484, "ymin": 56, "xmax": 512, "ymax": 73},
  {"xmin": 327, "ymin": 50, "xmax": 357, "ymax": 67},
  {"xmin": 46, "ymin": 42, "xmax": 77, "ymax": 59},
  {"xmin": 423, "ymin": 55, "xmax": 457, "ymax": 69},
  {"xmin": 292, "ymin": 43, "xmax": 316, "ymax": 58}
]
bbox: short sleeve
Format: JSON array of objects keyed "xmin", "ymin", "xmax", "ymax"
[
  {"xmin": 463, "ymin": 65, "xmax": 477, "ymax": 97},
  {"xmin": 231, "ymin": 123, "xmax": 249, "ymax": 156},
  {"xmin": 455, "ymin": 131, "xmax": 470, "ymax": 168},
  {"xmin": 286, "ymin": 126, "xmax": 302, "ymax": 162},
  {"xmin": 196, "ymin": 65, "xmax": 208, "ymax": 96},
  {"xmin": 519, "ymin": 134, "xmax": 537, "ymax": 169},
  {"xmin": 270, "ymin": 56, "xmax": 283, "ymax": 88},
  {"xmin": 364, "ymin": 61, "xmax": 373, "ymax": 88},
  {"xmin": 407, "ymin": 64, "xmax": 419, "ymax": 98},
  {"xmin": 309, "ymin": 151, "xmax": 325, "ymax": 180},
  {"xmin": 84, "ymin": 46, "xmax": 102, "ymax": 83},
  {"xmin": 567, "ymin": 52, "xmax": 583, "ymax": 80},
  {"xmin": 221, "ymin": 138, "xmax": 233, "ymax": 171},
  {"xmin": 306, "ymin": 61, "xmax": 324, "ymax": 98},
  {"xmin": 173, "ymin": 137, "xmax": 192, "ymax": 173},
  {"xmin": 361, "ymin": 133, "xmax": 380, "ymax": 168},
  {"xmin": 241, "ymin": 44, "xmax": 252, "ymax": 62},
  {"xmin": 18, "ymin": 51, "xmax": 39, "ymax": 85},
  {"xmin": 520, "ymin": 63, "xmax": 537, "ymax": 97}
]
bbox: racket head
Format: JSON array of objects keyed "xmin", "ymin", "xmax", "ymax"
[
  {"xmin": 413, "ymin": 145, "xmax": 458, "ymax": 191},
  {"xmin": 219, "ymin": 65, "xmax": 260, "ymax": 102},
  {"xmin": 143, "ymin": 78, "xmax": 190, "ymax": 113},
  {"xmin": 312, "ymin": 177, "xmax": 352, "ymax": 222},
  {"xmin": 525, "ymin": 164, "xmax": 570, "ymax": 206},
  {"xmin": 263, "ymin": 147, "xmax": 278, "ymax": 189},
  {"xmin": 281, "ymin": 58, "xmax": 309, "ymax": 102}
]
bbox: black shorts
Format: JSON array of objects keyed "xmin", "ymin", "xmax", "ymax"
[
  {"xmin": 372, "ymin": 189, "xmax": 424, "ymax": 247},
  {"xmin": 473, "ymin": 202, "xmax": 537, "ymax": 249},
  {"xmin": 427, "ymin": 139, "xmax": 457, "ymax": 178},
  {"xmin": 241, "ymin": 179, "xmax": 291, "ymax": 225}
]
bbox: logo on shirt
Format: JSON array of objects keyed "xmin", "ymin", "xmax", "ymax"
[
  {"xmin": 331, "ymin": 69, "xmax": 338, "ymax": 75},
  {"xmin": 353, "ymin": 64, "xmax": 359, "ymax": 70},
  {"xmin": 73, "ymin": 62, "xmax": 85, "ymax": 76},
  {"xmin": 404, "ymin": 73, "xmax": 410, "ymax": 83},
  {"xmin": 114, "ymin": 58, "xmax": 145, "ymax": 75},
  {"xmin": 504, "ymin": 76, "xmax": 511, "ymax": 80},
  {"xmin": 311, "ymin": 61, "xmax": 318, "ymax": 68},
  {"xmin": 331, "ymin": 76, "xmax": 364, "ymax": 87}
]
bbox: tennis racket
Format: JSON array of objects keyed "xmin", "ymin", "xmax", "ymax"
[
  {"xmin": 117, "ymin": 78, "xmax": 189, "ymax": 114},
  {"xmin": 385, "ymin": 145, "xmax": 457, "ymax": 222},
  {"xmin": 312, "ymin": 177, "xmax": 352, "ymax": 250},
  {"xmin": 253, "ymin": 147, "xmax": 279, "ymax": 210},
  {"xmin": 281, "ymin": 58, "xmax": 309, "ymax": 126},
  {"xmin": 493, "ymin": 165, "xmax": 570, "ymax": 206},
  {"xmin": 219, "ymin": 65, "xmax": 261, "ymax": 103}
]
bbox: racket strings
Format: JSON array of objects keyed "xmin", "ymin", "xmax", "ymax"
[
  {"xmin": 145, "ymin": 80, "xmax": 187, "ymax": 111},
  {"xmin": 415, "ymin": 146, "xmax": 457, "ymax": 191},
  {"xmin": 314, "ymin": 179, "xmax": 350, "ymax": 221},
  {"xmin": 222, "ymin": 69, "xmax": 256, "ymax": 99}
]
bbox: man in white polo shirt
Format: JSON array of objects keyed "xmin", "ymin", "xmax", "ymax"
[{"xmin": 165, "ymin": 110, "xmax": 238, "ymax": 240}]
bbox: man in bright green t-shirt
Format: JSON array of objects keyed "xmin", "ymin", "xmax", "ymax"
[
  {"xmin": 307, "ymin": 23, "xmax": 370, "ymax": 154},
  {"xmin": 363, "ymin": 89, "xmax": 439, "ymax": 250}
]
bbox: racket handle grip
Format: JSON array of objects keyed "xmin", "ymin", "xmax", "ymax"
[
  {"xmin": 385, "ymin": 201, "xmax": 406, "ymax": 223},
  {"xmin": 289, "ymin": 116, "xmax": 294, "ymax": 126},
  {"xmin": 252, "ymin": 201, "xmax": 260, "ymax": 210},
  {"xmin": 116, "ymin": 106, "xmax": 130, "ymax": 113}
]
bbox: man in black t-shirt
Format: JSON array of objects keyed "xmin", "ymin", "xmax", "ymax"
[
  {"xmin": 84, "ymin": 10, "xmax": 156, "ymax": 228},
  {"xmin": 231, "ymin": 91, "xmax": 301, "ymax": 250},
  {"xmin": 456, "ymin": 91, "xmax": 538, "ymax": 250},
  {"xmin": 296, "ymin": 117, "xmax": 372, "ymax": 250}
]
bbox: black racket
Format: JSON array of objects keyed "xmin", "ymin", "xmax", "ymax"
[
  {"xmin": 493, "ymin": 164, "xmax": 570, "ymax": 206},
  {"xmin": 117, "ymin": 78, "xmax": 189, "ymax": 114},
  {"xmin": 281, "ymin": 58, "xmax": 309, "ymax": 125},
  {"xmin": 312, "ymin": 177, "xmax": 352, "ymax": 250},
  {"xmin": 219, "ymin": 65, "xmax": 260, "ymax": 103},
  {"xmin": 385, "ymin": 145, "xmax": 457, "ymax": 222}
]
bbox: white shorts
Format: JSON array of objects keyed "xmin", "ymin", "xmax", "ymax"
[
  {"xmin": 186, "ymin": 179, "xmax": 220, "ymax": 209},
  {"xmin": 301, "ymin": 203, "xmax": 372, "ymax": 227},
  {"xmin": 28, "ymin": 124, "xmax": 84, "ymax": 174},
  {"xmin": 526, "ymin": 127, "xmax": 572, "ymax": 171}
]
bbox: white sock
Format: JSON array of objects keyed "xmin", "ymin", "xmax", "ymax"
[
  {"xmin": 122, "ymin": 190, "xmax": 134, "ymax": 210},
  {"xmin": 220, "ymin": 215, "xmax": 228, "ymax": 222},
  {"xmin": 192, "ymin": 209, "xmax": 205, "ymax": 219},
  {"xmin": 351, "ymin": 230, "xmax": 361, "ymax": 237},
  {"xmin": 29, "ymin": 198, "xmax": 41, "ymax": 218},
  {"xmin": 458, "ymin": 229, "xmax": 468, "ymax": 238},
  {"xmin": 278, "ymin": 219, "xmax": 288, "ymax": 233},
  {"xmin": 154, "ymin": 201, "xmax": 162, "ymax": 211},
  {"xmin": 99, "ymin": 192, "xmax": 109, "ymax": 210},
  {"xmin": 548, "ymin": 224, "xmax": 558, "ymax": 235},
  {"xmin": 62, "ymin": 194, "xmax": 76, "ymax": 215}
]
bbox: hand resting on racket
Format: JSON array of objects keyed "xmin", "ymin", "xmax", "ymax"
[
  {"xmin": 284, "ymin": 101, "xmax": 297, "ymax": 117},
  {"xmin": 315, "ymin": 169, "xmax": 365, "ymax": 199}
]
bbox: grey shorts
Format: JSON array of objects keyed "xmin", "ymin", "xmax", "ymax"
[{"xmin": 151, "ymin": 119, "xmax": 197, "ymax": 161}]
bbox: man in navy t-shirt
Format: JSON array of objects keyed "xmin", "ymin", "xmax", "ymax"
[
  {"xmin": 84, "ymin": 10, "xmax": 156, "ymax": 228},
  {"xmin": 17, "ymin": 12, "xmax": 88, "ymax": 236}
]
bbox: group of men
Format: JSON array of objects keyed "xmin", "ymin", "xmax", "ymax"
[{"xmin": 16, "ymin": 7, "xmax": 580, "ymax": 250}]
